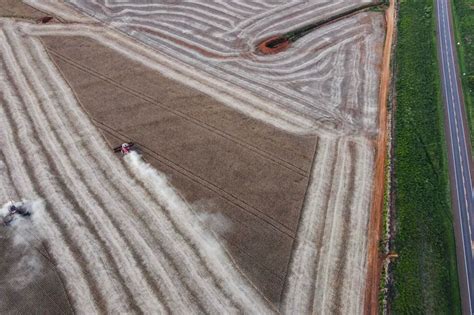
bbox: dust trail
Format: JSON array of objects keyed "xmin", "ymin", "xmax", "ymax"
[
  {"xmin": 195, "ymin": 207, "xmax": 233, "ymax": 235},
  {"xmin": 0, "ymin": 150, "xmax": 98, "ymax": 313},
  {"xmin": 27, "ymin": 23, "xmax": 270, "ymax": 312},
  {"xmin": 7, "ymin": 25, "xmax": 169, "ymax": 314},
  {"xmin": 0, "ymin": 200, "xmax": 45, "ymax": 291},
  {"xmin": 125, "ymin": 151, "xmax": 275, "ymax": 314},
  {"xmin": 0, "ymin": 199, "xmax": 43, "ymax": 230},
  {"xmin": 0, "ymin": 81, "xmax": 98, "ymax": 314},
  {"xmin": 4, "ymin": 3, "xmax": 383, "ymax": 312},
  {"xmin": 1, "ymin": 30, "xmax": 133, "ymax": 313},
  {"xmin": 1, "ymin": 19, "xmax": 276, "ymax": 314}
]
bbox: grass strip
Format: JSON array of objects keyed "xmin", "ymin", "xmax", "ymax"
[{"xmin": 391, "ymin": 0, "xmax": 461, "ymax": 313}]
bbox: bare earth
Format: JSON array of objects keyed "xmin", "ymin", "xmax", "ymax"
[{"xmin": 0, "ymin": 0, "xmax": 388, "ymax": 314}]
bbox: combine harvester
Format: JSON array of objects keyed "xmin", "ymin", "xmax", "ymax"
[
  {"xmin": 2, "ymin": 202, "xmax": 31, "ymax": 226},
  {"xmin": 113, "ymin": 142, "xmax": 135, "ymax": 155}
]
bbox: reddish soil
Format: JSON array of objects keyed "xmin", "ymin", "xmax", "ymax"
[
  {"xmin": 39, "ymin": 16, "xmax": 53, "ymax": 24},
  {"xmin": 257, "ymin": 36, "xmax": 291, "ymax": 54},
  {"xmin": 364, "ymin": 1, "xmax": 395, "ymax": 314}
]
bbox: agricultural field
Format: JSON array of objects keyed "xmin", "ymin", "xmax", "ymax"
[
  {"xmin": 452, "ymin": 0, "xmax": 474, "ymax": 147},
  {"xmin": 0, "ymin": 1, "xmax": 391, "ymax": 314},
  {"xmin": 391, "ymin": 0, "xmax": 461, "ymax": 313}
]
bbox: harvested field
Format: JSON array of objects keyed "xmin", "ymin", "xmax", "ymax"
[
  {"xmin": 28, "ymin": 0, "xmax": 384, "ymax": 135},
  {"xmin": 0, "ymin": 20, "xmax": 274, "ymax": 314},
  {"xmin": 0, "ymin": 1, "xmax": 388, "ymax": 314}
]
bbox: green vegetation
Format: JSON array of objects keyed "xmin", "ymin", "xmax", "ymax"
[
  {"xmin": 392, "ymin": 1, "xmax": 461, "ymax": 313},
  {"xmin": 282, "ymin": 2, "xmax": 384, "ymax": 42},
  {"xmin": 452, "ymin": 0, "xmax": 474, "ymax": 147},
  {"xmin": 378, "ymin": 141, "xmax": 391, "ymax": 313}
]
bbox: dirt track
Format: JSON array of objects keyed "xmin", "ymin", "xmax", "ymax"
[
  {"xmin": 1, "ymin": 0, "xmax": 388, "ymax": 313},
  {"xmin": 364, "ymin": 1, "xmax": 396, "ymax": 313}
]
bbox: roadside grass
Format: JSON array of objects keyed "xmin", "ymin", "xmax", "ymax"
[
  {"xmin": 391, "ymin": 0, "xmax": 461, "ymax": 313},
  {"xmin": 452, "ymin": 0, "xmax": 474, "ymax": 147}
]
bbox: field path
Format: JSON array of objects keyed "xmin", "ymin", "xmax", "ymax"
[{"xmin": 364, "ymin": 1, "xmax": 395, "ymax": 313}]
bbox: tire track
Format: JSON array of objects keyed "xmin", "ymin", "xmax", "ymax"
[{"xmin": 91, "ymin": 118, "xmax": 296, "ymax": 239}]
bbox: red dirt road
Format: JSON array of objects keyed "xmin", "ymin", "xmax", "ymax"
[{"xmin": 364, "ymin": 1, "xmax": 395, "ymax": 314}]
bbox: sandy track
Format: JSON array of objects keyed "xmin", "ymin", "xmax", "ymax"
[{"xmin": 0, "ymin": 19, "xmax": 275, "ymax": 314}]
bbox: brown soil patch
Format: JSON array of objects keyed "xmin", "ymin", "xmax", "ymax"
[
  {"xmin": 364, "ymin": 1, "xmax": 395, "ymax": 314},
  {"xmin": 0, "ymin": 232, "xmax": 73, "ymax": 314},
  {"xmin": 0, "ymin": 0, "xmax": 44, "ymax": 19}
]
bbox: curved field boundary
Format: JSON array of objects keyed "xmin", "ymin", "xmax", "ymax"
[{"xmin": 25, "ymin": 0, "xmax": 385, "ymax": 136}]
